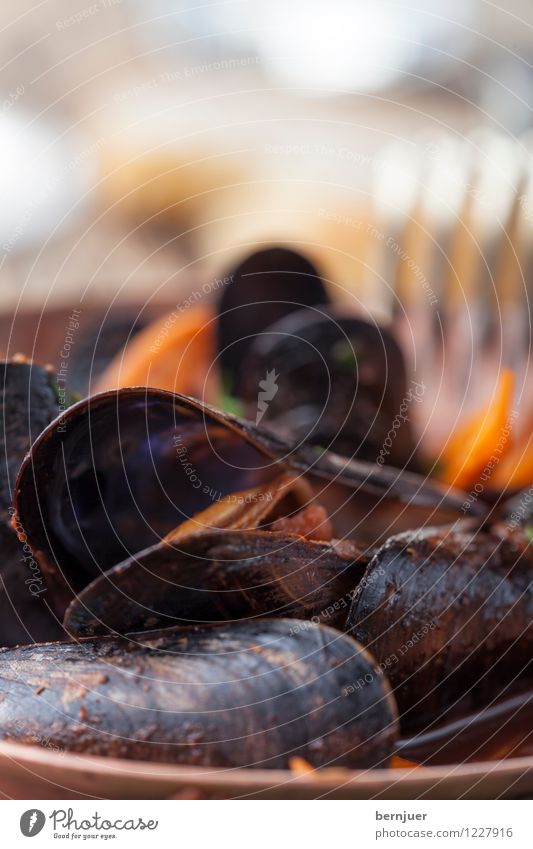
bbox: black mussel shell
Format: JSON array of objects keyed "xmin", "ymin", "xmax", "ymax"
[
  {"xmin": 497, "ymin": 488, "xmax": 533, "ymax": 536},
  {"xmin": 237, "ymin": 307, "xmax": 419, "ymax": 467},
  {"xmin": 0, "ymin": 359, "xmax": 63, "ymax": 521},
  {"xmin": 0, "ymin": 360, "xmax": 65, "ymax": 645},
  {"xmin": 0, "ymin": 619, "xmax": 399, "ymax": 769},
  {"xmin": 347, "ymin": 525, "xmax": 533, "ymax": 732},
  {"xmin": 64, "ymin": 530, "xmax": 367, "ymax": 637},
  {"xmin": 14, "ymin": 389, "xmax": 281, "ymax": 611},
  {"xmin": 217, "ymin": 247, "xmax": 329, "ymax": 393},
  {"xmin": 14, "ymin": 389, "xmax": 481, "ymax": 616}
]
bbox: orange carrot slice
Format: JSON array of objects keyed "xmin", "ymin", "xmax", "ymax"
[
  {"xmin": 438, "ymin": 369, "xmax": 514, "ymax": 490},
  {"xmin": 389, "ymin": 755, "xmax": 422, "ymax": 769},
  {"xmin": 488, "ymin": 427, "xmax": 533, "ymax": 490},
  {"xmin": 289, "ymin": 756, "xmax": 316, "ymax": 775},
  {"xmin": 94, "ymin": 303, "xmax": 216, "ymax": 399}
]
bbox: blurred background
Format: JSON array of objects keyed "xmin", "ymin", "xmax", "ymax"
[{"xmin": 1, "ymin": 0, "xmax": 533, "ymax": 345}]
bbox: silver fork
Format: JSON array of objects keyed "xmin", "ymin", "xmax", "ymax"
[{"xmin": 371, "ymin": 129, "xmax": 533, "ymax": 457}]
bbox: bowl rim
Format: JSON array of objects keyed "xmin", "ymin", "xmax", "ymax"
[{"xmin": 0, "ymin": 738, "xmax": 532, "ymax": 794}]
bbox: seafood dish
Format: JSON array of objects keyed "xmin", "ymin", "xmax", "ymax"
[{"xmin": 0, "ymin": 247, "xmax": 531, "ymax": 778}]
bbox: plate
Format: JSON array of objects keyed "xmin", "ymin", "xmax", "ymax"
[
  {"xmin": 0, "ymin": 741, "xmax": 531, "ymax": 800},
  {"xmin": 1, "ymin": 308, "xmax": 531, "ymax": 801}
]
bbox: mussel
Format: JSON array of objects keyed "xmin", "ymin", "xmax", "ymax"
[
  {"xmin": 217, "ymin": 247, "xmax": 329, "ymax": 395},
  {"xmin": 235, "ymin": 307, "xmax": 420, "ymax": 466},
  {"xmin": 0, "ymin": 619, "xmax": 399, "ymax": 769},
  {"xmin": 347, "ymin": 524, "xmax": 533, "ymax": 733},
  {"xmin": 0, "ymin": 359, "xmax": 63, "ymax": 516},
  {"xmin": 81, "ymin": 245, "xmax": 425, "ymax": 476},
  {"xmin": 63, "ymin": 529, "xmax": 367, "ymax": 637},
  {"xmin": 0, "ymin": 359, "xmax": 65, "ymax": 645},
  {"xmin": 497, "ymin": 487, "xmax": 533, "ymax": 536},
  {"xmin": 214, "ymin": 245, "xmax": 428, "ymax": 471},
  {"xmin": 14, "ymin": 388, "xmax": 476, "ymax": 623},
  {"xmin": 1, "ymin": 239, "xmax": 531, "ymax": 778}
]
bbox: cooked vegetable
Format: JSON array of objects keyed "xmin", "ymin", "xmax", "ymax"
[
  {"xmin": 95, "ymin": 304, "xmax": 215, "ymax": 398},
  {"xmin": 438, "ymin": 369, "xmax": 514, "ymax": 489},
  {"xmin": 0, "ymin": 620, "xmax": 399, "ymax": 769},
  {"xmin": 489, "ymin": 421, "xmax": 533, "ymax": 491},
  {"xmin": 69, "ymin": 308, "xmax": 148, "ymax": 394}
]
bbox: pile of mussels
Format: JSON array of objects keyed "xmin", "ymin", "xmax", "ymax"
[{"xmin": 0, "ymin": 248, "xmax": 531, "ymax": 771}]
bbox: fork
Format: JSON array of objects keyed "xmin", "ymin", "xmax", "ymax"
[{"xmin": 370, "ymin": 128, "xmax": 533, "ymax": 459}]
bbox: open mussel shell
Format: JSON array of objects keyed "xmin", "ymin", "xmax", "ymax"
[
  {"xmin": 268, "ymin": 440, "xmax": 483, "ymax": 541},
  {"xmin": 64, "ymin": 530, "xmax": 367, "ymax": 637},
  {"xmin": 0, "ymin": 619, "xmax": 399, "ymax": 769},
  {"xmin": 347, "ymin": 525, "xmax": 533, "ymax": 733},
  {"xmin": 236, "ymin": 307, "xmax": 419, "ymax": 467},
  {"xmin": 157, "ymin": 471, "xmax": 315, "ymax": 541},
  {"xmin": 0, "ymin": 359, "xmax": 65, "ymax": 645},
  {"xmin": 14, "ymin": 389, "xmax": 290, "ymax": 613},
  {"xmin": 14, "ymin": 388, "xmax": 482, "ymax": 615},
  {"xmin": 217, "ymin": 247, "xmax": 329, "ymax": 393}
]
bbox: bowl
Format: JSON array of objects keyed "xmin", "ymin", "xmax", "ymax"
[
  {"xmin": 1, "ymin": 305, "xmax": 531, "ymax": 801},
  {"xmin": 0, "ymin": 741, "xmax": 532, "ymax": 800}
]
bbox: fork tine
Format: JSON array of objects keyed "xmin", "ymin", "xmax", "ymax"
[{"xmin": 492, "ymin": 173, "xmax": 528, "ymax": 368}]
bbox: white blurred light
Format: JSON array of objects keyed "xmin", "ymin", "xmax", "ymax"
[
  {"xmin": 0, "ymin": 111, "xmax": 92, "ymax": 251},
  {"xmin": 141, "ymin": 0, "xmax": 477, "ymax": 93},
  {"xmin": 258, "ymin": 0, "xmax": 409, "ymax": 91}
]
